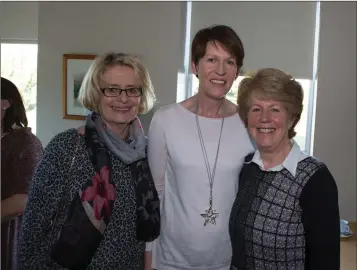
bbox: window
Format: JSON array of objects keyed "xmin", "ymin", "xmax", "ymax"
[
  {"xmin": 178, "ymin": 2, "xmax": 320, "ymax": 155},
  {"xmin": 190, "ymin": 75, "xmax": 312, "ymax": 152},
  {"xmin": 1, "ymin": 43, "xmax": 38, "ymax": 134}
]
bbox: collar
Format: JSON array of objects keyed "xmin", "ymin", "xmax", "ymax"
[{"xmin": 245, "ymin": 140, "xmax": 308, "ymax": 177}]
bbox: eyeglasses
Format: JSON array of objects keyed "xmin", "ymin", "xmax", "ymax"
[{"xmin": 100, "ymin": 87, "xmax": 143, "ymax": 97}]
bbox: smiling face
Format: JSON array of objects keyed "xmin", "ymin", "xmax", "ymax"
[
  {"xmin": 192, "ymin": 41, "xmax": 238, "ymax": 100},
  {"xmin": 99, "ymin": 65, "xmax": 141, "ymax": 129},
  {"xmin": 247, "ymin": 97, "xmax": 292, "ymax": 153}
]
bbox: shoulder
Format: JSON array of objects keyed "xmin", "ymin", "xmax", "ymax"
[
  {"xmin": 225, "ymin": 99, "xmax": 239, "ymax": 114},
  {"xmin": 299, "ymin": 156, "xmax": 337, "ymax": 191},
  {"xmin": 298, "ymin": 156, "xmax": 327, "ymax": 177},
  {"xmin": 224, "ymin": 113, "xmax": 254, "ymax": 151},
  {"xmin": 226, "ymin": 113, "xmax": 248, "ymax": 131},
  {"xmin": 241, "ymin": 152, "xmax": 258, "ymax": 174},
  {"xmin": 223, "ymin": 101, "xmax": 245, "ymax": 126},
  {"xmin": 244, "ymin": 152, "xmax": 255, "ymax": 163},
  {"xmin": 305, "ymin": 156, "xmax": 334, "ymax": 180},
  {"xmin": 35, "ymin": 129, "xmax": 81, "ymax": 172},
  {"xmin": 12, "ymin": 128, "xmax": 42, "ymax": 147},
  {"xmin": 299, "ymin": 160, "xmax": 338, "ymax": 203},
  {"xmin": 150, "ymin": 103, "xmax": 184, "ymax": 126},
  {"xmin": 154, "ymin": 103, "xmax": 182, "ymax": 117},
  {"xmin": 7, "ymin": 129, "xmax": 43, "ymax": 156},
  {"xmin": 44, "ymin": 128, "xmax": 78, "ymax": 153}
]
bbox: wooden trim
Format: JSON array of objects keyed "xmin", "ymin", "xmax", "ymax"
[
  {"xmin": 342, "ymin": 221, "xmax": 357, "ymax": 241},
  {"xmin": 340, "ymin": 221, "xmax": 356, "ymax": 270}
]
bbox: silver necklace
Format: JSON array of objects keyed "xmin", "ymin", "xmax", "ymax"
[{"xmin": 195, "ymin": 101, "xmax": 224, "ymax": 226}]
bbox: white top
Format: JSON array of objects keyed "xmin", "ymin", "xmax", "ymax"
[
  {"xmin": 247, "ymin": 139, "xmax": 309, "ymax": 176},
  {"xmin": 147, "ymin": 103, "xmax": 254, "ymax": 270}
]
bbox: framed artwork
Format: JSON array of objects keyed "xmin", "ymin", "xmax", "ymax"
[{"xmin": 62, "ymin": 53, "xmax": 96, "ymax": 120}]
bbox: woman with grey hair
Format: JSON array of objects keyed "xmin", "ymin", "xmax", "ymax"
[
  {"xmin": 19, "ymin": 52, "xmax": 160, "ymax": 269},
  {"xmin": 229, "ymin": 68, "xmax": 340, "ymax": 269}
]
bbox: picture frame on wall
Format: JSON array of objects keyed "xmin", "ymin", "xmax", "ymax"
[{"xmin": 62, "ymin": 53, "xmax": 96, "ymax": 120}]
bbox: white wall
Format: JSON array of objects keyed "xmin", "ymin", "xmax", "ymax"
[
  {"xmin": 0, "ymin": 1, "xmax": 38, "ymax": 41},
  {"xmin": 314, "ymin": 2, "xmax": 356, "ymax": 221},
  {"xmin": 36, "ymin": 2, "xmax": 183, "ymax": 145}
]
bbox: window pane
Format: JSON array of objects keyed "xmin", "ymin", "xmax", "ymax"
[
  {"xmin": 191, "ymin": 75, "xmax": 311, "ymax": 152},
  {"xmin": 1, "ymin": 43, "xmax": 38, "ymax": 134}
]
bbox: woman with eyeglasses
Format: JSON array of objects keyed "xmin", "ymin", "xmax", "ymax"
[{"xmin": 19, "ymin": 52, "xmax": 160, "ymax": 269}]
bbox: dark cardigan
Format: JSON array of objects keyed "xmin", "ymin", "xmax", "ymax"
[{"xmin": 229, "ymin": 154, "xmax": 340, "ymax": 270}]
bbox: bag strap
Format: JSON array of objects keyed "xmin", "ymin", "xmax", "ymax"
[
  {"xmin": 60, "ymin": 134, "xmax": 81, "ymax": 205},
  {"xmin": 49, "ymin": 134, "xmax": 81, "ymax": 229}
]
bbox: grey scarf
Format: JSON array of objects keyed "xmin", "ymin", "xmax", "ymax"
[{"xmin": 87, "ymin": 112, "xmax": 146, "ymax": 165}]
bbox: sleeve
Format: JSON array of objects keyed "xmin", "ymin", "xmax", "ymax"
[
  {"xmin": 9, "ymin": 134, "xmax": 43, "ymax": 195},
  {"xmin": 145, "ymin": 109, "xmax": 168, "ymax": 252},
  {"xmin": 299, "ymin": 165, "xmax": 340, "ymax": 270},
  {"xmin": 18, "ymin": 130, "xmax": 77, "ymax": 268}
]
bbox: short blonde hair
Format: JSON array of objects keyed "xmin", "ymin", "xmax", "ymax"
[
  {"xmin": 237, "ymin": 68, "xmax": 303, "ymax": 139},
  {"xmin": 78, "ymin": 52, "xmax": 156, "ymax": 114}
]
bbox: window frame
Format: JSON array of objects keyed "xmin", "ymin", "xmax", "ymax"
[{"xmin": 1, "ymin": 40, "xmax": 39, "ymax": 134}]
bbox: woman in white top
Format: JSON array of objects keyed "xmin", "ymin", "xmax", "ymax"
[{"xmin": 145, "ymin": 25, "xmax": 255, "ymax": 270}]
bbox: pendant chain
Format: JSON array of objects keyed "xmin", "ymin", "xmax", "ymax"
[{"xmin": 196, "ymin": 102, "xmax": 224, "ymax": 216}]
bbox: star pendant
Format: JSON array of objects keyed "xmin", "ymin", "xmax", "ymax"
[{"xmin": 201, "ymin": 207, "xmax": 220, "ymax": 226}]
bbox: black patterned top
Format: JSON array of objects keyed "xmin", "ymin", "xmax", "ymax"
[
  {"xmin": 18, "ymin": 129, "xmax": 145, "ymax": 269},
  {"xmin": 229, "ymin": 154, "xmax": 340, "ymax": 270}
]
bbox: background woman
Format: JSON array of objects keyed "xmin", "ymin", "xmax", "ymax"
[{"xmin": 1, "ymin": 77, "xmax": 43, "ymax": 270}]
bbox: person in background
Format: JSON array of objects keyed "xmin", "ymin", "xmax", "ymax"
[
  {"xmin": 145, "ymin": 25, "xmax": 254, "ymax": 270},
  {"xmin": 229, "ymin": 68, "xmax": 340, "ymax": 270},
  {"xmin": 18, "ymin": 52, "xmax": 160, "ymax": 269},
  {"xmin": 1, "ymin": 77, "xmax": 43, "ymax": 270}
]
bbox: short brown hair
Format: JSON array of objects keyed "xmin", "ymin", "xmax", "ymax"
[
  {"xmin": 237, "ymin": 68, "xmax": 304, "ymax": 139},
  {"xmin": 191, "ymin": 24, "xmax": 245, "ymax": 68},
  {"xmin": 1, "ymin": 77, "xmax": 28, "ymax": 133},
  {"xmin": 78, "ymin": 52, "xmax": 156, "ymax": 114}
]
